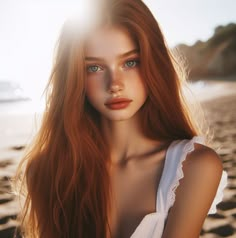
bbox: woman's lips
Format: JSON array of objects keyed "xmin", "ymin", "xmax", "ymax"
[{"xmin": 105, "ymin": 98, "xmax": 133, "ymax": 110}]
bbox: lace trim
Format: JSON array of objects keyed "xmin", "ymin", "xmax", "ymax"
[
  {"xmin": 167, "ymin": 136, "xmax": 205, "ymax": 210},
  {"xmin": 167, "ymin": 136, "xmax": 227, "ymax": 214},
  {"xmin": 208, "ymin": 170, "xmax": 227, "ymax": 214}
]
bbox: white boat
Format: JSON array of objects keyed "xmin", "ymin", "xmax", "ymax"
[{"xmin": 0, "ymin": 80, "xmax": 31, "ymax": 102}]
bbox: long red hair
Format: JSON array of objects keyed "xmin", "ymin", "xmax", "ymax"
[{"xmin": 14, "ymin": 0, "xmax": 203, "ymax": 237}]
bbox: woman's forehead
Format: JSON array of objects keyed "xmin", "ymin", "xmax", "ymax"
[{"xmin": 84, "ymin": 26, "xmax": 138, "ymax": 58}]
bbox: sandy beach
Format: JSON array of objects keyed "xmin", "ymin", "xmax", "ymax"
[{"xmin": 0, "ymin": 80, "xmax": 236, "ymax": 238}]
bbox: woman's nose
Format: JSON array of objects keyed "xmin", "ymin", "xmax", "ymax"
[{"xmin": 107, "ymin": 69, "xmax": 124, "ymax": 94}]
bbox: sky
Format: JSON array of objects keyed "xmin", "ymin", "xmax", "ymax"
[{"xmin": 0, "ymin": 0, "xmax": 236, "ymax": 99}]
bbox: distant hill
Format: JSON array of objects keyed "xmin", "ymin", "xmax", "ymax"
[{"xmin": 176, "ymin": 23, "xmax": 236, "ymax": 80}]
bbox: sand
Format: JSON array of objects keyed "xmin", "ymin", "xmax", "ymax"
[
  {"xmin": 0, "ymin": 80, "xmax": 236, "ymax": 238},
  {"xmin": 199, "ymin": 94, "xmax": 236, "ymax": 238}
]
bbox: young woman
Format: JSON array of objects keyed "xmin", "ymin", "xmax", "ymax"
[{"xmin": 14, "ymin": 0, "xmax": 227, "ymax": 237}]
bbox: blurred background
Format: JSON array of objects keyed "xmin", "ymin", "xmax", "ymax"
[{"xmin": 0, "ymin": 0, "xmax": 236, "ymax": 237}]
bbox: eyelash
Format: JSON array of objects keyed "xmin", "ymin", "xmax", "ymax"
[
  {"xmin": 87, "ymin": 65, "xmax": 103, "ymax": 73},
  {"xmin": 124, "ymin": 58, "xmax": 140, "ymax": 68},
  {"xmin": 86, "ymin": 58, "xmax": 140, "ymax": 73}
]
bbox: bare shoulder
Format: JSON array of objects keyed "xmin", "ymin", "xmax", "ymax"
[
  {"xmin": 184, "ymin": 142, "xmax": 223, "ymax": 177},
  {"xmin": 162, "ymin": 142, "xmax": 224, "ymax": 238},
  {"xmin": 180, "ymin": 142, "xmax": 223, "ymax": 202}
]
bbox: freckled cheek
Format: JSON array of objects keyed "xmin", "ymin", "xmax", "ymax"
[
  {"xmin": 127, "ymin": 72, "xmax": 148, "ymax": 97},
  {"xmin": 85, "ymin": 78, "xmax": 106, "ymax": 106},
  {"xmin": 86, "ymin": 77, "xmax": 104, "ymax": 95}
]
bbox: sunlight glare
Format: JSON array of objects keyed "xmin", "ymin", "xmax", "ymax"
[
  {"xmin": 54, "ymin": 0, "xmax": 99, "ymax": 34},
  {"xmin": 11, "ymin": 0, "xmax": 100, "ymax": 114}
]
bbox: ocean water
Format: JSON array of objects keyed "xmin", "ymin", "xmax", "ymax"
[
  {"xmin": 0, "ymin": 80, "xmax": 45, "ymax": 114},
  {"xmin": 0, "ymin": 99, "xmax": 45, "ymax": 114},
  {"xmin": 0, "ymin": 81, "xmax": 44, "ymax": 146}
]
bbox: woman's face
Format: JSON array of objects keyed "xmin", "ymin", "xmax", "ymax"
[{"xmin": 84, "ymin": 26, "xmax": 148, "ymax": 121}]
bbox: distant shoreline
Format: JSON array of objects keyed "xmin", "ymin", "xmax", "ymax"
[
  {"xmin": 190, "ymin": 74, "xmax": 236, "ymax": 82},
  {"xmin": 187, "ymin": 78, "xmax": 236, "ymax": 102}
]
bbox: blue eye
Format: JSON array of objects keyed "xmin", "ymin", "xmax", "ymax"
[
  {"xmin": 87, "ymin": 65, "xmax": 102, "ymax": 73},
  {"xmin": 125, "ymin": 59, "xmax": 139, "ymax": 68}
]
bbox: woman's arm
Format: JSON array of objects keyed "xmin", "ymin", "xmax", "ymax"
[{"xmin": 162, "ymin": 143, "xmax": 223, "ymax": 238}]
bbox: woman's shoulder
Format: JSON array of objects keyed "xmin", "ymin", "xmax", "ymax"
[
  {"xmin": 161, "ymin": 139, "xmax": 225, "ymax": 237},
  {"xmin": 168, "ymin": 135, "xmax": 223, "ymax": 177},
  {"xmin": 170, "ymin": 135, "xmax": 223, "ymax": 176},
  {"xmin": 178, "ymin": 140, "xmax": 225, "ymax": 214},
  {"xmin": 184, "ymin": 141, "xmax": 223, "ymax": 177},
  {"xmin": 172, "ymin": 137, "xmax": 224, "ymax": 204}
]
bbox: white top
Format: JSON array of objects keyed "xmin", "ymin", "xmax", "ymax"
[{"xmin": 130, "ymin": 136, "xmax": 228, "ymax": 238}]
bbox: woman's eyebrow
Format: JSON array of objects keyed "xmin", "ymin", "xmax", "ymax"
[
  {"xmin": 85, "ymin": 49, "xmax": 139, "ymax": 62},
  {"xmin": 118, "ymin": 49, "xmax": 140, "ymax": 59}
]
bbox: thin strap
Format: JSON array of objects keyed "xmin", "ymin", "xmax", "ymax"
[{"xmin": 155, "ymin": 139, "xmax": 182, "ymax": 212}]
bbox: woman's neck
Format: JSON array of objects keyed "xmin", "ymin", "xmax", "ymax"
[{"xmin": 101, "ymin": 116, "xmax": 162, "ymax": 165}]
